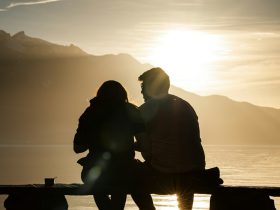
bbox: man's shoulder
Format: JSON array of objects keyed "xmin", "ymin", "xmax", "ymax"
[
  {"xmin": 126, "ymin": 102, "xmax": 139, "ymax": 110},
  {"xmin": 169, "ymin": 94, "xmax": 198, "ymax": 119},
  {"xmin": 169, "ymin": 94, "xmax": 194, "ymax": 107},
  {"xmin": 139, "ymin": 94, "xmax": 187, "ymax": 111},
  {"xmin": 139, "ymin": 99, "xmax": 160, "ymax": 121},
  {"xmin": 168, "ymin": 94, "xmax": 186, "ymax": 103}
]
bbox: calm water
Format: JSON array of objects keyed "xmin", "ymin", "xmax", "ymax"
[{"xmin": 0, "ymin": 145, "xmax": 279, "ymax": 210}]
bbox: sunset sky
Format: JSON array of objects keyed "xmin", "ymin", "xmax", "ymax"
[{"xmin": 0, "ymin": 0, "xmax": 280, "ymax": 108}]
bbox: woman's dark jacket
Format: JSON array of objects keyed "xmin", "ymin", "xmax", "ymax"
[{"xmin": 73, "ymin": 97, "xmax": 144, "ymax": 185}]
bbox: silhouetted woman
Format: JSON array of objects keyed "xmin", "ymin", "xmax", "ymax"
[{"xmin": 73, "ymin": 80, "xmax": 143, "ymax": 210}]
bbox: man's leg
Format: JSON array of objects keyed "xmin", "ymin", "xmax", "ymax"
[
  {"xmin": 130, "ymin": 160, "xmax": 156, "ymax": 210},
  {"xmin": 177, "ymin": 192, "xmax": 194, "ymax": 210}
]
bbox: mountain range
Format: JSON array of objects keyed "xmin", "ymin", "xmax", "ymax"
[
  {"xmin": 0, "ymin": 30, "xmax": 279, "ymax": 145},
  {"xmin": 0, "ymin": 30, "xmax": 87, "ymax": 60}
]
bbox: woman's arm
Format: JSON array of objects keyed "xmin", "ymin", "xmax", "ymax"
[{"xmin": 73, "ymin": 106, "xmax": 93, "ymax": 153}]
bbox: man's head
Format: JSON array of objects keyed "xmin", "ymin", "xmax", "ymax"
[{"xmin": 138, "ymin": 67, "xmax": 170, "ymax": 101}]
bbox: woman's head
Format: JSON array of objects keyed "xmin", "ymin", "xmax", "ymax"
[{"xmin": 97, "ymin": 80, "xmax": 128, "ymax": 103}]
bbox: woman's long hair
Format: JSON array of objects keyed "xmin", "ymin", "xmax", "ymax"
[{"xmin": 97, "ymin": 80, "xmax": 128, "ymax": 103}]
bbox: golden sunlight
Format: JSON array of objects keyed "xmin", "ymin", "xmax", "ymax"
[{"xmin": 148, "ymin": 29, "xmax": 226, "ymax": 93}]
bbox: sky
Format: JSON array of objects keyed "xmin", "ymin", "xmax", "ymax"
[{"xmin": 0, "ymin": 0, "xmax": 280, "ymax": 108}]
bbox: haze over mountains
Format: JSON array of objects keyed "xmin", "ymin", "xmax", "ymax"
[{"xmin": 0, "ymin": 30, "xmax": 279, "ymax": 145}]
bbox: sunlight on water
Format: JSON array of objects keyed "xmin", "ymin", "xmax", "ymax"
[
  {"xmin": 153, "ymin": 195, "xmax": 177, "ymax": 210},
  {"xmin": 67, "ymin": 196, "xmax": 95, "ymax": 210},
  {"xmin": 193, "ymin": 194, "xmax": 210, "ymax": 210}
]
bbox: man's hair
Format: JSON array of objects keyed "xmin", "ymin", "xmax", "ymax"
[{"xmin": 138, "ymin": 67, "xmax": 170, "ymax": 95}]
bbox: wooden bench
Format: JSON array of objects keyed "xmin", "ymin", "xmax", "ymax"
[{"xmin": 1, "ymin": 184, "xmax": 279, "ymax": 210}]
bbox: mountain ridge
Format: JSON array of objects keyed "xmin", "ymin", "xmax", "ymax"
[
  {"xmin": 0, "ymin": 30, "xmax": 279, "ymax": 145},
  {"xmin": 0, "ymin": 30, "xmax": 87, "ymax": 59}
]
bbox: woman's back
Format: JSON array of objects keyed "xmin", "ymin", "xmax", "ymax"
[
  {"xmin": 73, "ymin": 80, "xmax": 143, "ymax": 184},
  {"xmin": 84, "ymin": 98, "xmax": 139, "ymax": 161}
]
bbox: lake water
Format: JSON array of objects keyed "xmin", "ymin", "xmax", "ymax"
[{"xmin": 0, "ymin": 145, "xmax": 279, "ymax": 210}]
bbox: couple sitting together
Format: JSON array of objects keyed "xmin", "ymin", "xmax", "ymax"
[{"xmin": 73, "ymin": 67, "xmax": 222, "ymax": 210}]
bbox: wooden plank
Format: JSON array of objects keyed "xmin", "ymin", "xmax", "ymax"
[
  {"xmin": 215, "ymin": 185, "xmax": 280, "ymax": 197},
  {"xmin": 0, "ymin": 184, "xmax": 84, "ymax": 195},
  {"xmin": 0, "ymin": 184, "xmax": 280, "ymax": 196}
]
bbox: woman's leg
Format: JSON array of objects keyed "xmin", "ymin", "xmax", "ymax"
[
  {"xmin": 94, "ymin": 194, "xmax": 112, "ymax": 210},
  {"xmin": 131, "ymin": 194, "xmax": 156, "ymax": 210},
  {"xmin": 94, "ymin": 194, "xmax": 126, "ymax": 210},
  {"xmin": 111, "ymin": 193, "xmax": 127, "ymax": 210}
]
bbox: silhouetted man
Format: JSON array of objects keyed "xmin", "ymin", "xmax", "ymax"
[{"xmin": 136, "ymin": 67, "xmax": 206, "ymax": 210}]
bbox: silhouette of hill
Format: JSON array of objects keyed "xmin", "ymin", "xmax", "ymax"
[
  {"xmin": 170, "ymin": 86, "xmax": 280, "ymax": 145},
  {"xmin": 0, "ymin": 30, "xmax": 279, "ymax": 145},
  {"xmin": 0, "ymin": 30, "xmax": 87, "ymax": 60}
]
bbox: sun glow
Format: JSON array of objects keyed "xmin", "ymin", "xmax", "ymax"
[{"xmin": 148, "ymin": 29, "xmax": 225, "ymax": 93}]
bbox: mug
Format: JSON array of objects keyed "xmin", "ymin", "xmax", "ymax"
[{"xmin": 44, "ymin": 178, "xmax": 55, "ymax": 186}]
